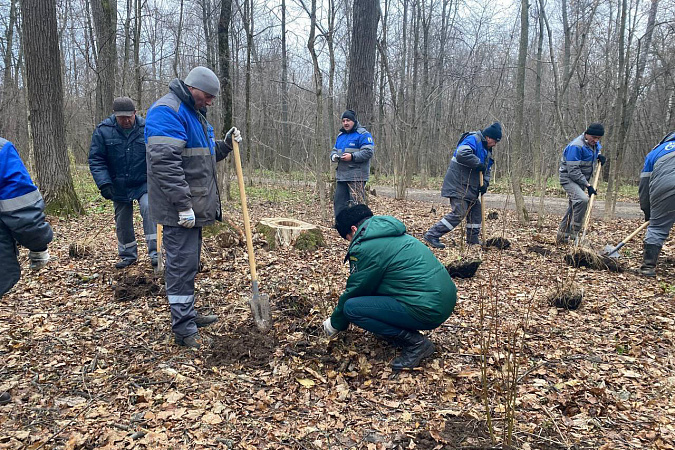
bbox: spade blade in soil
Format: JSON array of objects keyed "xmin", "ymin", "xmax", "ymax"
[
  {"xmin": 250, "ymin": 280, "xmax": 272, "ymax": 331},
  {"xmin": 602, "ymin": 244, "xmax": 621, "ymax": 259}
]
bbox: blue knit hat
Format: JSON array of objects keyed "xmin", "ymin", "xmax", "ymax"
[{"xmin": 482, "ymin": 122, "xmax": 502, "ymax": 141}]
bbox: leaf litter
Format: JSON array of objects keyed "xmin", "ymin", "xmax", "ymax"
[{"xmin": 0, "ymin": 188, "xmax": 673, "ymax": 449}]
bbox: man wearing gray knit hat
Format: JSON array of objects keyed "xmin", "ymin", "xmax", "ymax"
[{"xmin": 145, "ymin": 66, "xmax": 241, "ymax": 349}]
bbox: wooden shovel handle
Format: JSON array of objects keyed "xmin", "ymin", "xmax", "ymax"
[
  {"xmin": 232, "ymin": 139, "xmax": 258, "ymax": 282},
  {"xmin": 479, "ymin": 172, "xmax": 486, "ymax": 241},
  {"xmin": 620, "ymin": 221, "xmax": 650, "ymax": 245},
  {"xmin": 578, "ymin": 161, "xmax": 602, "ymax": 244}
]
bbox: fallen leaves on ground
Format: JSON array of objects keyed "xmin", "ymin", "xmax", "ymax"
[{"xmin": 1, "ymin": 184, "xmax": 674, "ymax": 449}]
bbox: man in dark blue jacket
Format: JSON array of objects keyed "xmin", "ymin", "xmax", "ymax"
[
  {"xmin": 638, "ymin": 131, "xmax": 675, "ymax": 276},
  {"xmin": 557, "ymin": 123, "xmax": 607, "ymax": 244},
  {"xmin": 330, "ymin": 110, "xmax": 375, "ymax": 218},
  {"xmin": 89, "ymin": 97, "xmax": 157, "ymax": 269},
  {"xmin": 423, "ymin": 122, "xmax": 501, "ymax": 249},
  {"xmin": 146, "ymin": 66, "xmax": 241, "ymax": 349},
  {"xmin": 0, "ymin": 138, "xmax": 53, "ymax": 297}
]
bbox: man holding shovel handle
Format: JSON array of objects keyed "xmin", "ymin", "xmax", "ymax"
[
  {"xmin": 146, "ymin": 66, "xmax": 241, "ymax": 349},
  {"xmin": 557, "ymin": 123, "xmax": 607, "ymax": 244}
]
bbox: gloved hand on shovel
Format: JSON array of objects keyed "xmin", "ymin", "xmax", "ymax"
[
  {"xmin": 586, "ymin": 185, "xmax": 597, "ymax": 196},
  {"xmin": 29, "ymin": 249, "xmax": 50, "ymax": 270},
  {"xmin": 479, "ymin": 180, "xmax": 489, "ymax": 195},
  {"xmin": 323, "ymin": 318, "xmax": 339, "ymax": 337}
]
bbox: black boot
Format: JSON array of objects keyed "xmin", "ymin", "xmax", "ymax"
[
  {"xmin": 391, "ymin": 330, "xmax": 435, "ymax": 370},
  {"xmin": 640, "ymin": 244, "xmax": 661, "ymax": 277}
]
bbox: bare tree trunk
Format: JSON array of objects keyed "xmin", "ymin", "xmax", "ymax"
[
  {"xmin": 173, "ymin": 0, "xmax": 184, "ymax": 78},
  {"xmin": 218, "ymin": 0, "xmax": 233, "ymax": 200},
  {"xmin": 90, "ymin": 0, "xmax": 118, "ymax": 122},
  {"xmin": 21, "ymin": 0, "xmax": 82, "ymax": 214},
  {"xmin": 307, "ymin": 0, "xmax": 327, "ymax": 218},
  {"xmin": 345, "ymin": 0, "xmax": 380, "ymax": 126},
  {"xmin": 280, "ymin": 0, "xmax": 290, "ymax": 171},
  {"xmin": 133, "ymin": 0, "xmax": 142, "ymax": 105},
  {"xmin": 509, "ymin": 0, "xmax": 529, "ymax": 224},
  {"xmin": 605, "ymin": 0, "xmax": 659, "ymax": 218},
  {"xmin": 535, "ymin": 0, "xmax": 547, "ymax": 228},
  {"xmin": 0, "ymin": 0, "xmax": 18, "ymax": 137},
  {"xmin": 122, "ymin": 0, "xmax": 132, "ymax": 91}
]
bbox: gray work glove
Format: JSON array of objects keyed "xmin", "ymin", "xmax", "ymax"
[
  {"xmin": 178, "ymin": 209, "xmax": 196, "ymax": 228},
  {"xmin": 323, "ymin": 318, "xmax": 339, "ymax": 337},
  {"xmin": 29, "ymin": 250, "xmax": 50, "ymax": 270}
]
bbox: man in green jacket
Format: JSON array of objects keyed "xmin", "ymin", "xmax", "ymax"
[{"xmin": 323, "ymin": 205, "xmax": 457, "ymax": 370}]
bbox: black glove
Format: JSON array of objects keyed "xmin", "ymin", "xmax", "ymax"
[
  {"xmin": 479, "ymin": 180, "xmax": 489, "ymax": 195},
  {"xmin": 643, "ymin": 210, "xmax": 650, "ymax": 221},
  {"xmin": 586, "ymin": 185, "xmax": 597, "ymax": 196},
  {"xmin": 475, "ymin": 163, "xmax": 486, "ymax": 173},
  {"xmin": 215, "ymin": 140, "xmax": 233, "ymax": 158},
  {"xmin": 597, "ymin": 154, "xmax": 607, "ymax": 165},
  {"xmin": 100, "ymin": 184, "xmax": 114, "ymax": 200}
]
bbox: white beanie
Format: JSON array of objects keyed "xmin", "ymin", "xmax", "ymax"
[{"xmin": 184, "ymin": 66, "xmax": 220, "ymax": 96}]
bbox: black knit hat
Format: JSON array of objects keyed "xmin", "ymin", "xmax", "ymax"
[
  {"xmin": 585, "ymin": 122, "xmax": 604, "ymax": 137},
  {"xmin": 482, "ymin": 122, "xmax": 502, "ymax": 141},
  {"xmin": 341, "ymin": 109, "xmax": 357, "ymax": 123},
  {"xmin": 335, "ymin": 204, "xmax": 373, "ymax": 239}
]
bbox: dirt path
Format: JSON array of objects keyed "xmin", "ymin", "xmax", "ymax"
[{"xmin": 374, "ymin": 185, "xmax": 642, "ymax": 219}]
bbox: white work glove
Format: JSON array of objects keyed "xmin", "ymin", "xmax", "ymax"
[
  {"xmin": 331, "ymin": 153, "xmax": 340, "ymax": 162},
  {"xmin": 177, "ymin": 209, "xmax": 196, "ymax": 228},
  {"xmin": 323, "ymin": 318, "xmax": 339, "ymax": 337},
  {"xmin": 29, "ymin": 250, "xmax": 50, "ymax": 270},
  {"xmin": 226, "ymin": 127, "xmax": 242, "ymax": 143}
]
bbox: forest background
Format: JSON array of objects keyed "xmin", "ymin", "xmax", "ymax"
[{"xmin": 0, "ymin": 0, "xmax": 673, "ymax": 218}]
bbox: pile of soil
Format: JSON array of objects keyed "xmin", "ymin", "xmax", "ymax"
[
  {"xmin": 207, "ymin": 323, "xmax": 278, "ymax": 369},
  {"xmin": 113, "ymin": 266, "xmax": 161, "ymax": 301},
  {"xmin": 446, "ymin": 259, "xmax": 482, "ymax": 278}
]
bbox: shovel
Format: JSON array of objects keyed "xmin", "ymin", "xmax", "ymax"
[
  {"xmin": 602, "ymin": 221, "xmax": 649, "ymax": 258},
  {"xmin": 479, "ymin": 172, "xmax": 486, "ymax": 242},
  {"xmin": 231, "ymin": 135, "xmax": 272, "ymax": 331},
  {"xmin": 155, "ymin": 224, "xmax": 164, "ymax": 274},
  {"xmin": 574, "ymin": 161, "xmax": 602, "ymax": 247}
]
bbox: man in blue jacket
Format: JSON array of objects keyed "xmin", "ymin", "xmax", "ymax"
[
  {"xmin": 330, "ymin": 110, "xmax": 375, "ymax": 218},
  {"xmin": 89, "ymin": 97, "xmax": 157, "ymax": 269},
  {"xmin": 0, "ymin": 138, "xmax": 53, "ymax": 297},
  {"xmin": 638, "ymin": 131, "xmax": 675, "ymax": 276},
  {"xmin": 423, "ymin": 122, "xmax": 502, "ymax": 249},
  {"xmin": 146, "ymin": 66, "xmax": 241, "ymax": 349},
  {"xmin": 557, "ymin": 123, "xmax": 607, "ymax": 244}
]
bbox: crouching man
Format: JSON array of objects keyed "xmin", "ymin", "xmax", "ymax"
[{"xmin": 323, "ymin": 205, "xmax": 457, "ymax": 370}]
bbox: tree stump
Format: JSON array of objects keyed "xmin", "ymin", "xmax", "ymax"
[{"xmin": 256, "ymin": 218, "xmax": 325, "ymax": 251}]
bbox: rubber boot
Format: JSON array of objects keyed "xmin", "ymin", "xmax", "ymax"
[
  {"xmin": 640, "ymin": 244, "xmax": 661, "ymax": 277},
  {"xmin": 423, "ymin": 233, "xmax": 446, "ymax": 249},
  {"xmin": 391, "ymin": 330, "xmax": 435, "ymax": 371},
  {"xmin": 194, "ymin": 313, "xmax": 219, "ymax": 328}
]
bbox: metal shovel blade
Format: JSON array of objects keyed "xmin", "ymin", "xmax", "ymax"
[
  {"xmin": 250, "ymin": 280, "xmax": 272, "ymax": 331},
  {"xmin": 602, "ymin": 244, "xmax": 620, "ymax": 259}
]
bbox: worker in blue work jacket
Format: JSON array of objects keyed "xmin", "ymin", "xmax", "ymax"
[
  {"xmin": 0, "ymin": 138, "xmax": 53, "ymax": 297},
  {"xmin": 145, "ymin": 66, "xmax": 241, "ymax": 349},
  {"xmin": 423, "ymin": 122, "xmax": 502, "ymax": 249},
  {"xmin": 638, "ymin": 131, "xmax": 675, "ymax": 277},
  {"xmin": 330, "ymin": 109, "xmax": 375, "ymax": 218},
  {"xmin": 89, "ymin": 97, "xmax": 157, "ymax": 269},
  {"xmin": 557, "ymin": 123, "xmax": 607, "ymax": 244}
]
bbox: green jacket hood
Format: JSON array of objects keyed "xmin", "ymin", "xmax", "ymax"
[{"xmin": 351, "ymin": 216, "xmax": 406, "ymax": 245}]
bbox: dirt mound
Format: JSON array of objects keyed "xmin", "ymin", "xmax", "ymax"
[
  {"xmin": 446, "ymin": 259, "xmax": 481, "ymax": 278},
  {"xmin": 113, "ymin": 266, "xmax": 161, "ymax": 301},
  {"xmin": 206, "ymin": 323, "xmax": 278, "ymax": 368}
]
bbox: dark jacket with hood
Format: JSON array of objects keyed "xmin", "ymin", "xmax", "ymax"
[
  {"xmin": 330, "ymin": 215, "xmax": 457, "ymax": 331},
  {"xmin": 441, "ymin": 131, "xmax": 494, "ymax": 201},
  {"xmin": 145, "ymin": 79, "xmax": 231, "ymax": 227},
  {"xmin": 88, "ymin": 114, "xmax": 147, "ymax": 202}
]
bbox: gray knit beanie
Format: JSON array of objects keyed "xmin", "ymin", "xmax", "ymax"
[{"xmin": 184, "ymin": 66, "xmax": 220, "ymax": 96}]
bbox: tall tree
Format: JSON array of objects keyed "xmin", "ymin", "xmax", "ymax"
[
  {"xmin": 217, "ymin": 0, "xmax": 233, "ymax": 199},
  {"xmin": 509, "ymin": 0, "xmax": 529, "ymax": 224},
  {"xmin": 345, "ymin": 0, "xmax": 380, "ymax": 126},
  {"xmin": 21, "ymin": 0, "xmax": 82, "ymax": 214},
  {"xmin": 90, "ymin": 0, "xmax": 118, "ymax": 122},
  {"xmin": 0, "ymin": 0, "xmax": 18, "ymax": 138}
]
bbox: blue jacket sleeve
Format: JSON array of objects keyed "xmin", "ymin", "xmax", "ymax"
[
  {"xmin": 0, "ymin": 141, "xmax": 53, "ymax": 251},
  {"xmin": 563, "ymin": 145, "xmax": 588, "ymax": 187},
  {"xmin": 454, "ymin": 136, "xmax": 481, "ymax": 168},
  {"xmin": 88, "ymin": 126, "xmax": 112, "ymax": 188},
  {"xmin": 351, "ymin": 131, "xmax": 374, "ymax": 163}
]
